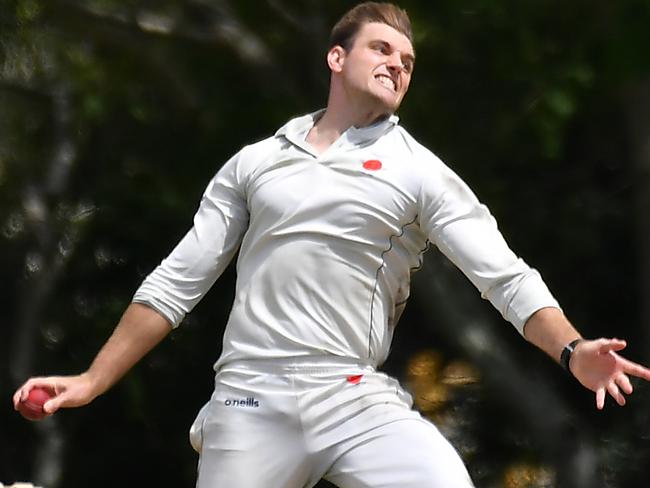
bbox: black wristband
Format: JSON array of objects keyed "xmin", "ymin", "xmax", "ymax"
[{"xmin": 560, "ymin": 339, "xmax": 583, "ymax": 372}]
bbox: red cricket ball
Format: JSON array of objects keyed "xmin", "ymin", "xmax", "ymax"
[{"xmin": 18, "ymin": 387, "xmax": 54, "ymax": 421}]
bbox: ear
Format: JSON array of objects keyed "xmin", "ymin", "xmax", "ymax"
[{"xmin": 327, "ymin": 46, "xmax": 346, "ymax": 73}]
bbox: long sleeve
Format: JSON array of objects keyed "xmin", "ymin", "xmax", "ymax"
[
  {"xmin": 418, "ymin": 158, "xmax": 559, "ymax": 334},
  {"xmin": 132, "ymin": 152, "xmax": 250, "ymax": 327}
]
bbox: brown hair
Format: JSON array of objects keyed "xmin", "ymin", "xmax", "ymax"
[{"xmin": 329, "ymin": 2, "xmax": 413, "ymax": 51}]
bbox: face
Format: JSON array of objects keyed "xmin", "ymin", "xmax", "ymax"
[{"xmin": 331, "ymin": 22, "xmax": 415, "ymax": 115}]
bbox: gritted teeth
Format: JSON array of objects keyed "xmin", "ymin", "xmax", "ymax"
[{"xmin": 376, "ymin": 74, "xmax": 396, "ymax": 91}]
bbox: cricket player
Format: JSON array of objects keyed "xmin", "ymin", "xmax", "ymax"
[{"xmin": 14, "ymin": 2, "xmax": 650, "ymax": 487}]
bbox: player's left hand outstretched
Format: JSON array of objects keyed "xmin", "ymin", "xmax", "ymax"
[{"xmin": 569, "ymin": 338, "xmax": 650, "ymax": 410}]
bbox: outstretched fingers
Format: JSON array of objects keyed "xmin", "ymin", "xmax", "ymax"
[
  {"xmin": 574, "ymin": 337, "xmax": 650, "ymax": 410},
  {"xmin": 594, "ymin": 357, "xmax": 648, "ymax": 410},
  {"xmin": 607, "ymin": 380, "xmax": 626, "ymax": 407},
  {"xmin": 621, "ymin": 358, "xmax": 650, "ymax": 381},
  {"xmin": 597, "ymin": 338, "xmax": 626, "ymax": 354},
  {"xmin": 596, "ymin": 387, "xmax": 606, "ymax": 410},
  {"xmin": 595, "ymin": 380, "xmax": 626, "ymax": 409},
  {"xmin": 616, "ymin": 373, "xmax": 634, "ymax": 395}
]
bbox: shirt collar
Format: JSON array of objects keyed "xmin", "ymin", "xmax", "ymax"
[{"xmin": 276, "ymin": 109, "xmax": 399, "ymax": 154}]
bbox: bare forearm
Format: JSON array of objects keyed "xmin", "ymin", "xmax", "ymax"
[
  {"xmin": 85, "ymin": 302, "xmax": 173, "ymax": 397},
  {"xmin": 522, "ymin": 307, "xmax": 581, "ymax": 363},
  {"xmin": 14, "ymin": 302, "xmax": 173, "ymax": 414}
]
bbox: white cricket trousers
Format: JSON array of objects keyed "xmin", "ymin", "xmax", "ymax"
[{"xmin": 189, "ymin": 357, "xmax": 474, "ymax": 488}]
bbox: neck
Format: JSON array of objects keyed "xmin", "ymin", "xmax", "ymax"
[{"xmin": 306, "ymin": 98, "xmax": 391, "ymax": 154}]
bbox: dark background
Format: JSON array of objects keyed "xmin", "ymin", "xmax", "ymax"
[{"xmin": 2, "ymin": 1, "xmax": 650, "ymax": 486}]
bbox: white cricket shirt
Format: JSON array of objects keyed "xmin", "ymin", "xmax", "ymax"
[{"xmin": 133, "ymin": 111, "xmax": 559, "ymax": 369}]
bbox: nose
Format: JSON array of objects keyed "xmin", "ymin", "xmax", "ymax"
[{"xmin": 386, "ymin": 52, "xmax": 405, "ymax": 72}]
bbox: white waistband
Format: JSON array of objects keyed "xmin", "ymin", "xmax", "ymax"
[{"xmin": 217, "ymin": 355, "xmax": 376, "ymax": 375}]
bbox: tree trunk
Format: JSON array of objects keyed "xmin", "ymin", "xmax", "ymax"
[{"xmin": 9, "ymin": 84, "xmax": 85, "ymax": 488}]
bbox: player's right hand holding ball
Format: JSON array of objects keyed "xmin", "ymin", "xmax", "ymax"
[{"xmin": 13, "ymin": 373, "xmax": 100, "ymax": 420}]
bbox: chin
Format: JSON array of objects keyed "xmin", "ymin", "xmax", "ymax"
[
  {"xmin": 369, "ymin": 93, "xmax": 397, "ymax": 111},
  {"xmin": 380, "ymin": 98, "xmax": 401, "ymax": 114},
  {"xmin": 361, "ymin": 88, "xmax": 403, "ymax": 116}
]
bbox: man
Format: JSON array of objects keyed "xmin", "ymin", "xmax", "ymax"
[{"xmin": 14, "ymin": 3, "xmax": 650, "ymax": 487}]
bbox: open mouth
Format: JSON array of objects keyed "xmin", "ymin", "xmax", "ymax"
[{"xmin": 375, "ymin": 74, "xmax": 396, "ymax": 92}]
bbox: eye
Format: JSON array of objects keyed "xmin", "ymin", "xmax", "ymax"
[{"xmin": 371, "ymin": 42, "xmax": 390, "ymax": 55}]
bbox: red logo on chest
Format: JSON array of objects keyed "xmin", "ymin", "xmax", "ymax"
[
  {"xmin": 362, "ymin": 160, "xmax": 382, "ymax": 171},
  {"xmin": 346, "ymin": 374, "xmax": 364, "ymax": 384}
]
